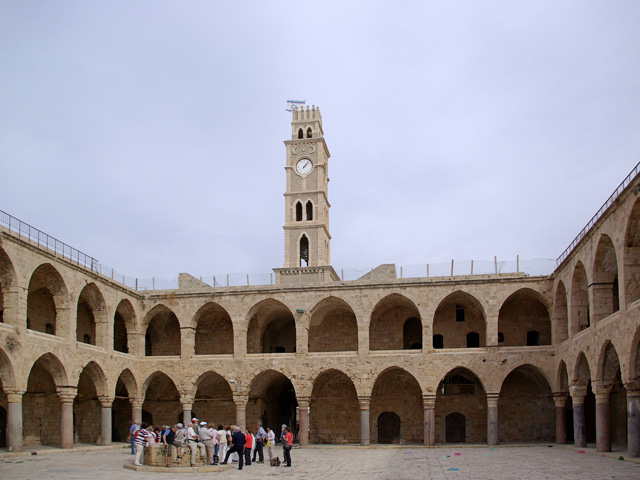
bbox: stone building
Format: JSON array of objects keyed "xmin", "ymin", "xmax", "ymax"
[{"xmin": 0, "ymin": 106, "xmax": 639, "ymax": 457}]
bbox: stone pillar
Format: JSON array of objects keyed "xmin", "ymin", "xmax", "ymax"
[
  {"xmin": 234, "ymin": 394, "xmax": 248, "ymax": 432},
  {"xmin": 180, "ymin": 325, "xmax": 195, "ymax": 359},
  {"xmin": 628, "ymin": 390, "xmax": 640, "ymax": 458},
  {"xmin": 6, "ymin": 391, "xmax": 24, "ymax": 452},
  {"xmin": 181, "ymin": 402, "xmax": 192, "ymax": 426},
  {"xmin": 554, "ymin": 395, "xmax": 568, "ymax": 444},
  {"xmin": 358, "ymin": 396, "xmax": 370, "ymax": 446},
  {"xmin": 298, "ymin": 397, "xmax": 310, "ymax": 446},
  {"xmin": 593, "ymin": 382, "xmax": 611, "ymax": 452},
  {"xmin": 233, "ymin": 322, "xmax": 247, "ymax": 359},
  {"xmin": 58, "ymin": 388, "xmax": 77, "ymax": 449},
  {"xmin": 99, "ymin": 396, "xmax": 113, "ymax": 446},
  {"xmin": 130, "ymin": 398, "xmax": 143, "ymax": 424},
  {"xmin": 485, "ymin": 315, "xmax": 499, "ymax": 347},
  {"xmin": 570, "ymin": 385, "xmax": 587, "ymax": 448},
  {"xmin": 487, "ymin": 393, "xmax": 499, "ymax": 445},
  {"xmin": 423, "ymin": 394, "xmax": 436, "ymax": 446}
]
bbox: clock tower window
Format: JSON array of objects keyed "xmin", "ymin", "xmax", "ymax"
[
  {"xmin": 300, "ymin": 235, "xmax": 309, "ymax": 266},
  {"xmin": 306, "ymin": 201, "xmax": 313, "ymax": 221},
  {"xmin": 298, "ymin": 128, "xmax": 304, "ymax": 139},
  {"xmin": 306, "ymin": 127, "xmax": 312, "ymax": 138},
  {"xmin": 295, "ymin": 202, "xmax": 303, "ymax": 221}
]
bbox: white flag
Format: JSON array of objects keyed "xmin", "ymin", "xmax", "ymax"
[{"xmin": 286, "ymin": 99, "xmax": 306, "ymax": 112}]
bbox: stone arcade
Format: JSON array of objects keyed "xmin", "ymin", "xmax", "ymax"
[{"xmin": 0, "ymin": 107, "xmax": 639, "ymax": 458}]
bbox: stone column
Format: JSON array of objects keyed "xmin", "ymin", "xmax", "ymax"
[
  {"xmin": 554, "ymin": 395, "xmax": 568, "ymax": 444},
  {"xmin": 593, "ymin": 382, "xmax": 611, "ymax": 452},
  {"xmin": 570, "ymin": 385, "xmax": 587, "ymax": 448},
  {"xmin": 628, "ymin": 390, "xmax": 640, "ymax": 458},
  {"xmin": 130, "ymin": 398, "xmax": 143, "ymax": 424},
  {"xmin": 234, "ymin": 394, "xmax": 248, "ymax": 432},
  {"xmin": 99, "ymin": 396, "xmax": 113, "ymax": 446},
  {"xmin": 180, "ymin": 396, "xmax": 193, "ymax": 426},
  {"xmin": 485, "ymin": 315, "xmax": 499, "ymax": 347},
  {"xmin": 358, "ymin": 396, "xmax": 370, "ymax": 446},
  {"xmin": 6, "ymin": 391, "xmax": 24, "ymax": 452},
  {"xmin": 487, "ymin": 393, "xmax": 499, "ymax": 445},
  {"xmin": 180, "ymin": 325, "xmax": 195, "ymax": 359},
  {"xmin": 423, "ymin": 394, "xmax": 436, "ymax": 446},
  {"xmin": 58, "ymin": 388, "xmax": 77, "ymax": 449},
  {"xmin": 298, "ymin": 397, "xmax": 310, "ymax": 446}
]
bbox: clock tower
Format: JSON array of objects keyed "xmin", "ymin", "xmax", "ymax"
[{"xmin": 275, "ymin": 106, "xmax": 339, "ymax": 284}]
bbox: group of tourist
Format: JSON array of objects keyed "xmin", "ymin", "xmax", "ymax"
[{"xmin": 128, "ymin": 419, "xmax": 292, "ymax": 469}]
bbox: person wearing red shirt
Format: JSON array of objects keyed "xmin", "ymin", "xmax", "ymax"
[
  {"xmin": 283, "ymin": 426, "xmax": 293, "ymax": 467},
  {"xmin": 244, "ymin": 427, "xmax": 254, "ymax": 466}
]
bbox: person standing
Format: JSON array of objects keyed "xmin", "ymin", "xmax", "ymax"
[
  {"xmin": 282, "ymin": 426, "xmax": 293, "ymax": 467},
  {"xmin": 244, "ymin": 427, "xmax": 253, "ymax": 466},
  {"xmin": 186, "ymin": 418, "xmax": 206, "ymax": 467},
  {"xmin": 128, "ymin": 420, "xmax": 140, "ymax": 455},
  {"xmin": 222, "ymin": 426, "xmax": 246, "ymax": 470},
  {"xmin": 199, "ymin": 421, "xmax": 215, "ymax": 465},
  {"xmin": 133, "ymin": 422, "xmax": 152, "ymax": 466},
  {"xmin": 265, "ymin": 427, "xmax": 276, "ymax": 462},
  {"xmin": 217, "ymin": 424, "xmax": 228, "ymax": 464},
  {"xmin": 253, "ymin": 422, "xmax": 266, "ymax": 463}
]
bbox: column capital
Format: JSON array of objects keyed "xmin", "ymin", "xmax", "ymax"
[
  {"xmin": 553, "ymin": 394, "xmax": 568, "ymax": 408},
  {"xmin": 297, "ymin": 396, "xmax": 310, "ymax": 409},
  {"xmin": 591, "ymin": 380, "xmax": 610, "ymax": 397},
  {"xmin": 570, "ymin": 385, "xmax": 588, "ymax": 401},
  {"xmin": 358, "ymin": 396, "xmax": 371, "ymax": 410},
  {"xmin": 486, "ymin": 392, "xmax": 500, "ymax": 408},
  {"xmin": 233, "ymin": 394, "xmax": 249, "ymax": 409},
  {"xmin": 98, "ymin": 396, "xmax": 114, "ymax": 408},
  {"xmin": 422, "ymin": 394, "xmax": 437, "ymax": 409},
  {"xmin": 5, "ymin": 390, "xmax": 25, "ymax": 403},
  {"xmin": 129, "ymin": 397, "xmax": 144, "ymax": 409},
  {"xmin": 627, "ymin": 389, "xmax": 640, "ymax": 399},
  {"xmin": 57, "ymin": 386, "xmax": 77, "ymax": 404}
]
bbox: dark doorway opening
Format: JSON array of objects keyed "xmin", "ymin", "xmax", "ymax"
[
  {"xmin": 378, "ymin": 412, "xmax": 401, "ymax": 444},
  {"xmin": 446, "ymin": 412, "xmax": 466, "ymax": 443}
]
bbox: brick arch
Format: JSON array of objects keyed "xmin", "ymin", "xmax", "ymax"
[
  {"xmin": 141, "ymin": 371, "xmax": 181, "ymax": 428},
  {"xmin": 369, "ymin": 293, "xmax": 421, "ymax": 351},
  {"xmin": 592, "ymin": 234, "xmax": 620, "ymax": 322},
  {"xmin": 75, "ymin": 361, "xmax": 108, "ymax": 444},
  {"xmin": 433, "ymin": 291, "xmax": 486, "ymax": 349},
  {"xmin": 143, "ymin": 304, "xmax": 181, "ymax": 357},
  {"xmin": 596, "ymin": 340, "xmax": 623, "ymax": 385},
  {"xmin": 498, "ymin": 288, "xmax": 550, "ymax": 346},
  {"xmin": 624, "ymin": 197, "xmax": 640, "ymax": 305},
  {"xmin": 193, "ymin": 302, "xmax": 234, "ymax": 355},
  {"xmin": 247, "ymin": 369, "xmax": 298, "ymax": 434},
  {"xmin": 247, "ymin": 299, "xmax": 295, "ymax": 354},
  {"xmin": 553, "ymin": 281, "xmax": 569, "ymax": 344},
  {"xmin": 556, "ymin": 360, "xmax": 570, "ymax": 393},
  {"xmin": 570, "ymin": 261, "xmax": 590, "ymax": 335},
  {"xmin": 27, "ymin": 263, "xmax": 69, "ymax": 336},
  {"xmin": 76, "ymin": 283, "xmax": 107, "ymax": 347},
  {"xmin": 192, "ymin": 371, "xmax": 235, "ymax": 427},
  {"xmin": 572, "ymin": 352, "xmax": 592, "ymax": 386},
  {"xmin": 114, "ymin": 299, "xmax": 136, "ymax": 354},
  {"xmin": 310, "ymin": 369, "xmax": 359, "ymax": 444},
  {"xmin": 308, "ymin": 296, "xmax": 357, "ymax": 352}
]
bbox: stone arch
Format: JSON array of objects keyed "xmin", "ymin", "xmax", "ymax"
[
  {"xmin": 193, "ymin": 302, "xmax": 234, "ymax": 355},
  {"xmin": 192, "ymin": 371, "xmax": 235, "ymax": 426},
  {"xmin": 23, "ymin": 353, "xmax": 69, "ymax": 446},
  {"xmin": 624, "ymin": 197, "xmax": 640, "ymax": 305},
  {"xmin": 370, "ymin": 367, "xmax": 422, "ymax": 444},
  {"xmin": 247, "ymin": 370, "xmax": 298, "ymax": 435},
  {"xmin": 141, "ymin": 371, "xmax": 181, "ymax": 428},
  {"xmin": 76, "ymin": 283, "xmax": 107, "ymax": 347},
  {"xmin": 0, "ymin": 347, "xmax": 16, "ymax": 390},
  {"xmin": 573, "ymin": 352, "xmax": 596, "ymax": 444},
  {"xmin": 27, "ymin": 264, "xmax": 69, "ymax": 336},
  {"xmin": 433, "ymin": 291, "xmax": 486, "ymax": 348},
  {"xmin": 592, "ymin": 234, "xmax": 620, "ymax": 323},
  {"xmin": 247, "ymin": 299, "xmax": 296, "ymax": 354},
  {"xmin": 144, "ymin": 305, "xmax": 181, "ymax": 356},
  {"xmin": 308, "ymin": 297, "xmax": 358, "ymax": 352},
  {"xmin": 498, "ymin": 365, "xmax": 554, "ymax": 443},
  {"xmin": 0, "ymin": 246, "xmax": 17, "ymax": 324},
  {"xmin": 498, "ymin": 288, "xmax": 550, "ymax": 346},
  {"xmin": 553, "ymin": 281, "xmax": 569, "ymax": 344},
  {"xmin": 369, "ymin": 294, "xmax": 421, "ymax": 351},
  {"xmin": 597, "ymin": 341, "xmax": 627, "ymax": 449},
  {"xmin": 309, "ymin": 369, "xmax": 359, "ymax": 444},
  {"xmin": 114, "ymin": 299, "xmax": 135, "ymax": 354},
  {"xmin": 570, "ymin": 262, "xmax": 590, "ymax": 335},
  {"xmin": 629, "ymin": 326, "xmax": 640, "ymax": 389},
  {"xmin": 556, "ymin": 360, "xmax": 570, "ymax": 393},
  {"xmin": 113, "ymin": 369, "xmax": 138, "ymax": 443},
  {"xmin": 74, "ymin": 361, "xmax": 108, "ymax": 444},
  {"xmin": 435, "ymin": 367, "xmax": 487, "ymax": 443}
]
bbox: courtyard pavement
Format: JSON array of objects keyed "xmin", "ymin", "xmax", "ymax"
[{"xmin": 1, "ymin": 443, "xmax": 640, "ymax": 480}]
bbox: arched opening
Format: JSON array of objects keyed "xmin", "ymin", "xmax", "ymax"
[
  {"xmin": 310, "ymin": 370, "xmax": 359, "ymax": 444},
  {"xmin": 306, "ymin": 127, "xmax": 312, "ymax": 138},
  {"xmin": 436, "ymin": 368, "xmax": 487, "ymax": 443},
  {"xmin": 557, "ymin": 361, "xmax": 573, "ymax": 443},
  {"xmin": 114, "ymin": 300, "xmax": 135, "ymax": 354},
  {"xmin": 306, "ymin": 201, "xmax": 313, "ymax": 221},
  {"xmin": 247, "ymin": 300, "xmax": 296, "ymax": 354},
  {"xmin": 574, "ymin": 353, "xmax": 596, "ymax": 445},
  {"xmin": 27, "ymin": 264, "xmax": 68, "ymax": 336},
  {"xmin": 466, "ymin": 332, "xmax": 480, "ymax": 348},
  {"xmin": 308, "ymin": 297, "xmax": 358, "ymax": 352},
  {"xmin": 377, "ymin": 412, "xmax": 401, "ymax": 444},
  {"xmin": 593, "ymin": 235, "xmax": 620, "ymax": 322},
  {"xmin": 498, "ymin": 365, "xmax": 554, "ymax": 443},
  {"xmin": 571, "ymin": 262, "xmax": 590, "ymax": 335},
  {"xmin": 76, "ymin": 284, "xmax": 106, "ymax": 346},
  {"xmin": 194, "ymin": 372, "xmax": 235, "ymax": 427},
  {"xmin": 300, "ymin": 235, "xmax": 309, "ymax": 266},
  {"xmin": 370, "ymin": 294, "xmax": 421, "ymax": 351},
  {"xmin": 624, "ymin": 197, "xmax": 640, "ymax": 305},
  {"xmin": 403, "ymin": 317, "xmax": 422, "ymax": 349},
  {"xmin": 553, "ymin": 281, "xmax": 569, "ymax": 344},
  {"xmin": 74, "ymin": 363, "xmax": 107, "ymax": 444},
  {"xmin": 194, "ymin": 303, "xmax": 234, "ymax": 355},
  {"xmin": 142, "ymin": 372, "xmax": 181, "ymax": 428},
  {"xmin": 433, "ymin": 291, "xmax": 486, "ymax": 348},
  {"xmin": 297, "ymin": 128, "xmax": 303, "ymax": 139},
  {"xmin": 295, "ymin": 201, "xmax": 303, "ymax": 222},
  {"xmin": 599, "ymin": 341, "xmax": 627, "ymax": 450},
  {"xmin": 247, "ymin": 371, "xmax": 298, "ymax": 438},
  {"xmin": 0, "ymin": 247, "xmax": 16, "ymax": 324},
  {"xmin": 113, "ymin": 370, "xmax": 136, "ymax": 443},
  {"xmin": 498, "ymin": 289, "xmax": 550, "ymax": 346},
  {"xmin": 144, "ymin": 306, "xmax": 181, "ymax": 356},
  {"xmin": 371, "ymin": 368, "xmax": 422, "ymax": 444},
  {"xmin": 445, "ymin": 412, "xmax": 466, "ymax": 443}
]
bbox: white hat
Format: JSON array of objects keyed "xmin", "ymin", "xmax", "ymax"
[
  {"xmin": 192, "ymin": 418, "xmax": 199, "ymax": 422},
  {"xmin": 200, "ymin": 421, "xmax": 207, "ymax": 426}
]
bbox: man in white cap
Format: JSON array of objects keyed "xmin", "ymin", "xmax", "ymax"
[
  {"xmin": 199, "ymin": 421, "xmax": 216, "ymax": 465},
  {"xmin": 186, "ymin": 418, "xmax": 206, "ymax": 466}
]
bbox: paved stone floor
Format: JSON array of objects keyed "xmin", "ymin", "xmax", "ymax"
[{"xmin": 1, "ymin": 444, "xmax": 640, "ymax": 480}]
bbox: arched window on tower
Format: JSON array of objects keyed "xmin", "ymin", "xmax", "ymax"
[
  {"xmin": 306, "ymin": 127, "xmax": 312, "ymax": 138},
  {"xmin": 300, "ymin": 235, "xmax": 309, "ymax": 267},
  {"xmin": 298, "ymin": 128, "xmax": 303, "ymax": 139},
  {"xmin": 296, "ymin": 202, "xmax": 303, "ymax": 221},
  {"xmin": 306, "ymin": 201, "xmax": 313, "ymax": 220}
]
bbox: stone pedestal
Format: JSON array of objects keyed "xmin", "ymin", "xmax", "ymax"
[{"xmin": 144, "ymin": 443, "xmax": 208, "ymax": 467}]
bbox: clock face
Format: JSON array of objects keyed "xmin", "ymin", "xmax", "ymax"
[{"xmin": 296, "ymin": 158, "xmax": 313, "ymax": 175}]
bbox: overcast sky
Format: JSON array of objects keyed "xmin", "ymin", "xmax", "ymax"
[{"xmin": 1, "ymin": 1, "xmax": 639, "ymax": 282}]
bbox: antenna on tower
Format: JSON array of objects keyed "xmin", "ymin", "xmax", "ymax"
[{"xmin": 285, "ymin": 99, "xmax": 306, "ymax": 112}]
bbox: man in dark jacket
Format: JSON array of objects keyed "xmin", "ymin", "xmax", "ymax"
[{"xmin": 221, "ymin": 426, "xmax": 246, "ymax": 470}]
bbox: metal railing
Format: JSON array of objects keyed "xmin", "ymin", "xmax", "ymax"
[
  {"xmin": 556, "ymin": 160, "xmax": 640, "ymax": 268},
  {"xmin": 1, "ymin": 210, "xmax": 99, "ymax": 272}
]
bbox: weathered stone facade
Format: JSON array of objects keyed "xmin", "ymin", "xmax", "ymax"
[{"xmin": 0, "ymin": 108, "xmax": 638, "ymax": 458}]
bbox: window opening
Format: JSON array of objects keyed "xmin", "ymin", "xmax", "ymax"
[
  {"xmin": 526, "ymin": 330, "xmax": 540, "ymax": 346},
  {"xmin": 300, "ymin": 235, "xmax": 309, "ymax": 267},
  {"xmin": 296, "ymin": 202, "xmax": 302, "ymax": 221},
  {"xmin": 298, "ymin": 128, "xmax": 303, "ymax": 139},
  {"xmin": 498, "ymin": 332, "xmax": 504, "ymax": 343},
  {"xmin": 466, "ymin": 332, "xmax": 479, "ymax": 348},
  {"xmin": 45, "ymin": 323, "xmax": 54, "ymax": 335},
  {"xmin": 442, "ymin": 374, "xmax": 475, "ymax": 394},
  {"xmin": 455, "ymin": 305, "xmax": 465, "ymax": 322},
  {"xmin": 306, "ymin": 127, "xmax": 312, "ymax": 138},
  {"xmin": 433, "ymin": 334, "xmax": 444, "ymax": 349},
  {"xmin": 306, "ymin": 201, "xmax": 313, "ymax": 221},
  {"xmin": 83, "ymin": 334, "xmax": 91, "ymax": 344}
]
